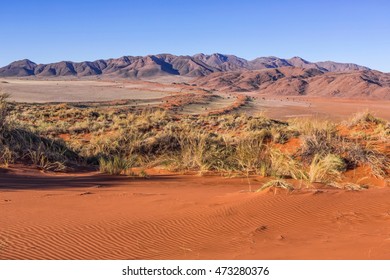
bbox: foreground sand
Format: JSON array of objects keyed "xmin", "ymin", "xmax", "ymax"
[{"xmin": 1, "ymin": 168, "xmax": 390, "ymax": 260}]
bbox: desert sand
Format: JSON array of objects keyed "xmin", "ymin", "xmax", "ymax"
[
  {"xmin": 241, "ymin": 95, "xmax": 390, "ymax": 121},
  {"xmin": 0, "ymin": 79, "xmax": 172, "ymax": 103},
  {"xmin": 1, "ymin": 167, "xmax": 390, "ymax": 260},
  {"xmin": 2, "ymin": 79, "xmax": 390, "ymax": 120}
]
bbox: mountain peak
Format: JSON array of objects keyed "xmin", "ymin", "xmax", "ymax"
[
  {"xmin": 288, "ymin": 56, "xmax": 310, "ymax": 64},
  {"xmin": 9, "ymin": 59, "xmax": 37, "ymax": 67},
  {"xmin": 290, "ymin": 56, "xmax": 307, "ymax": 60}
]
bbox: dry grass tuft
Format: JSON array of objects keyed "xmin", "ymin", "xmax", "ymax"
[
  {"xmin": 256, "ymin": 179, "xmax": 294, "ymax": 192},
  {"xmin": 308, "ymin": 154, "xmax": 346, "ymax": 183}
]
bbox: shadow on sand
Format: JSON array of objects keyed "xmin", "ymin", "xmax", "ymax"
[{"xmin": 0, "ymin": 170, "xmax": 183, "ymax": 191}]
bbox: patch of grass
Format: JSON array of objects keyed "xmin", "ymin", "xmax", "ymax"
[
  {"xmin": 234, "ymin": 132, "xmax": 268, "ymax": 175},
  {"xmin": 1, "ymin": 94, "xmax": 78, "ymax": 171},
  {"xmin": 299, "ymin": 128, "xmax": 339, "ymax": 162},
  {"xmin": 138, "ymin": 169, "xmax": 149, "ymax": 178},
  {"xmin": 256, "ymin": 179, "xmax": 294, "ymax": 192},
  {"xmin": 344, "ymin": 141, "xmax": 389, "ymax": 178},
  {"xmin": 0, "ymin": 92, "xmax": 10, "ymax": 131},
  {"xmin": 291, "ymin": 118, "xmax": 336, "ymax": 137},
  {"xmin": 328, "ymin": 182, "xmax": 368, "ymax": 191},
  {"xmin": 27, "ymin": 147, "xmax": 66, "ymax": 171},
  {"xmin": 3, "ymin": 96, "xmax": 389, "ymax": 182},
  {"xmin": 308, "ymin": 154, "xmax": 346, "ymax": 183},
  {"xmin": 348, "ymin": 111, "xmax": 386, "ymax": 128},
  {"xmin": 0, "ymin": 146, "xmax": 13, "ymax": 167},
  {"xmin": 99, "ymin": 155, "xmax": 133, "ymax": 175},
  {"xmin": 269, "ymin": 148, "xmax": 306, "ymax": 180}
]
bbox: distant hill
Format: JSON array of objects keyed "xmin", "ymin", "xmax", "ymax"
[
  {"xmin": 195, "ymin": 67, "xmax": 390, "ymax": 99},
  {"xmin": 0, "ymin": 53, "xmax": 370, "ymax": 79}
]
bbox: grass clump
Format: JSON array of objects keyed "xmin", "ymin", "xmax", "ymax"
[
  {"xmin": 234, "ymin": 132, "xmax": 268, "ymax": 175},
  {"xmin": 256, "ymin": 179, "xmax": 294, "ymax": 192},
  {"xmin": 348, "ymin": 111, "xmax": 386, "ymax": 128},
  {"xmin": 299, "ymin": 128, "xmax": 339, "ymax": 162},
  {"xmin": 308, "ymin": 154, "xmax": 346, "ymax": 183},
  {"xmin": 0, "ymin": 146, "xmax": 13, "ymax": 167},
  {"xmin": 0, "ymin": 94, "xmax": 78, "ymax": 171},
  {"xmin": 269, "ymin": 148, "xmax": 306, "ymax": 180},
  {"xmin": 27, "ymin": 143, "xmax": 66, "ymax": 171},
  {"xmin": 344, "ymin": 142, "xmax": 390, "ymax": 178},
  {"xmin": 328, "ymin": 182, "xmax": 368, "ymax": 191},
  {"xmin": 99, "ymin": 155, "xmax": 134, "ymax": 175},
  {"xmin": 0, "ymin": 92, "xmax": 9, "ymax": 131}
]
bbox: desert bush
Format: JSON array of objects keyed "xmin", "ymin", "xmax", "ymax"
[
  {"xmin": 246, "ymin": 114, "xmax": 273, "ymax": 130},
  {"xmin": 0, "ymin": 92, "xmax": 9, "ymax": 132},
  {"xmin": 269, "ymin": 148, "xmax": 306, "ymax": 180},
  {"xmin": 299, "ymin": 127, "xmax": 340, "ymax": 162},
  {"xmin": 270, "ymin": 127, "xmax": 286, "ymax": 144},
  {"xmin": 0, "ymin": 145, "xmax": 13, "ymax": 167},
  {"xmin": 373, "ymin": 123, "xmax": 390, "ymax": 139},
  {"xmin": 348, "ymin": 111, "xmax": 386, "ymax": 128},
  {"xmin": 0, "ymin": 96, "xmax": 79, "ymax": 171},
  {"xmin": 344, "ymin": 141, "xmax": 389, "ymax": 178},
  {"xmin": 291, "ymin": 118, "xmax": 336, "ymax": 136},
  {"xmin": 26, "ymin": 144, "xmax": 66, "ymax": 171},
  {"xmin": 234, "ymin": 132, "xmax": 268, "ymax": 175},
  {"xmin": 308, "ymin": 154, "xmax": 346, "ymax": 183},
  {"xmin": 99, "ymin": 155, "xmax": 135, "ymax": 175},
  {"xmin": 173, "ymin": 130, "xmax": 228, "ymax": 172},
  {"xmin": 2, "ymin": 127, "xmax": 75, "ymax": 171}
]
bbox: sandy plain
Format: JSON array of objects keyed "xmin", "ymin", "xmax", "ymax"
[{"xmin": 2, "ymin": 79, "xmax": 390, "ymax": 120}]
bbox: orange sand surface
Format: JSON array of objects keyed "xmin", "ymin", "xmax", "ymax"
[{"xmin": 1, "ymin": 169, "xmax": 390, "ymax": 260}]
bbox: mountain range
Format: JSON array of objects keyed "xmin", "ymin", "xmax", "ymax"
[
  {"xmin": 0, "ymin": 53, "xmax": 370, "ymax": 79},
  {"xmin": 1, "ymin": 54, "xmax": 389, "ymax": 99}
]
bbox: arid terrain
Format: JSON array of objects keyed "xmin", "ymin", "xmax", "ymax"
[
  {"xmin": 1, "ymin": 54, "xmax": 390, "ymax": 260},
  {"xmin": 2, "ymin": 79, "xmax": 390, "ymax": 120}
]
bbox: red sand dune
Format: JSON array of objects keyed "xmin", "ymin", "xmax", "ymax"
[{"xmin": 1, "ymin": 168, "xmax": 390, "ymax": 260}]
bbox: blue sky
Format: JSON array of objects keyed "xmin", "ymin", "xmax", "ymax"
[{"xmin": 1, "ymin": 0, "xmax": 390, "ymax": 72}]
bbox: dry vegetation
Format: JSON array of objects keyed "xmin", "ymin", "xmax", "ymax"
[{"xmin": 1, "ymin": 93, "xmax": 389, "ymax": 190}]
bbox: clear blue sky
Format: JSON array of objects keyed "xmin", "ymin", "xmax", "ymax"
[{"xmin": 1, "ymin": 0, "xmax": 390, "ymax": 72}]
